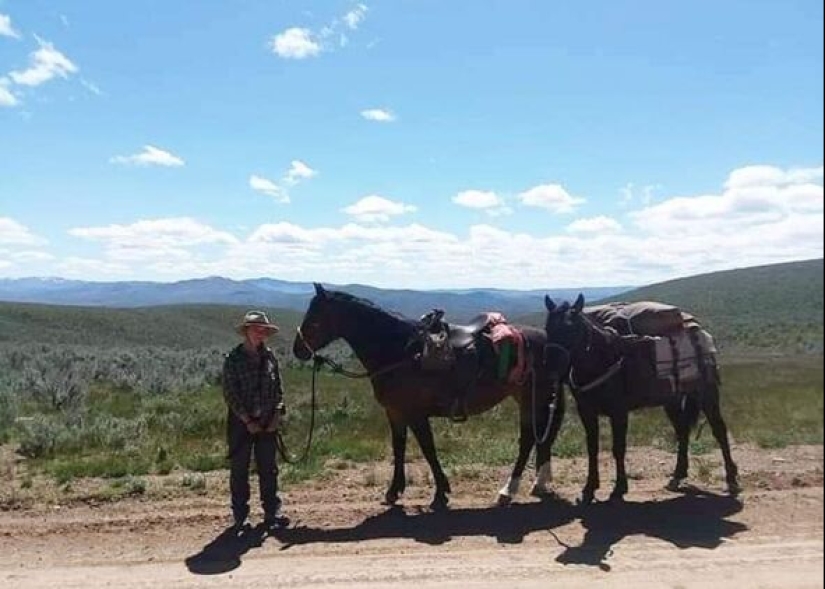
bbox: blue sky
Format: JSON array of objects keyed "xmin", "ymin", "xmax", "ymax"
[{"xmin": 1, "ymin": 0, "xmax": 823, "ymax": 289}]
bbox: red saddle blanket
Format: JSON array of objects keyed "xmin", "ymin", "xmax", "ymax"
[{"xmin": 485, "ymin": 312, "xmax": 528, "ymax": 385}]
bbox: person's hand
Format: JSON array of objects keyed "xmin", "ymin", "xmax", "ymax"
[{"xmin": 246, "ymin": 420, "xmax": 263, "ymax": 434}]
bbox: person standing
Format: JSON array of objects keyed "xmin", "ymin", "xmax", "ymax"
[{"xmin": 222, "ymin": 310, "xmax": 288, "ymax": 531}]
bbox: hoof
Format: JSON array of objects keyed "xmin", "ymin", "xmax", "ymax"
[
  {"xmin": 383, "ymin": 491, "xmax": 401, "ymax": 506},
  {"xmin": 496, "ymin": 494, "xmax": 513, "ymax": 507},
  {"xmin": 529, "ymin": 486, "xmax": 556, "ymax": 500},
  {"xmin": 728, "ymin": 481, "xmax": 742, "ymax": 497},
  {"xmin": 430, "ymin": 494, "xmax": 450, "ymax": 511},
  {"xmin": 665, "ymin": 478, "xmax": 684, "ymax": 493},
  {"xmin": 577, "ymin": 491, "xmax": 595, "ymax": 506},
  {"xmin": 608, "ymin": 492, "xmax": 626, "ymax": 504}
]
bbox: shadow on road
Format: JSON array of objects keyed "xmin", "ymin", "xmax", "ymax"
[
  {"xmin": 555, "ymin": 487, "xmax": 747, "ymax": 570},
  {"xmin": 185, "ymin": 489, "xmax": 747, "ymax": 575},
  {"xmin": 185, "ymin": 524, "xmax": 267, "ymax": 575}
]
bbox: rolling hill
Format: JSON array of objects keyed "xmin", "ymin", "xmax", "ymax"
[
  {"xmin": 0, "ymin": 259, "xmax": 821, "ymax": 354},
  {"xmin": 521, "ymin": 258, "xmax": 823, "ymax": 354}
]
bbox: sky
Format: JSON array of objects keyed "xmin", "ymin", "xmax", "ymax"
[{"xmin": 0, "ymin": 0, "xmax": 823, "ymax": 290}]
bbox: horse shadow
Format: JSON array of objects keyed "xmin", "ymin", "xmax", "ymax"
[
  {"xmin": 185, "ymin": 524, "xmax": 268, "ymax": 575},
  {"xmin": 555, "ymin": 487, "xmax": 747, "ymax": 570},
  {"xmin": 272, "ymin": 495, "xmax": 578, "ymax": 548}
]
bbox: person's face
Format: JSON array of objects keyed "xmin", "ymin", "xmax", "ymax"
[{"xmin": 245, "ymin": 325, "xmax": 273, "ymax": 347}]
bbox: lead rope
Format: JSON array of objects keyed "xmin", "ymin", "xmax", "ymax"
[{"xmin": 276, "ymin": 356, "xmax": 321, "ymax": 465}]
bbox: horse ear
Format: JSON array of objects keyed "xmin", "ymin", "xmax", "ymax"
[
  {"xmin": 572, "ymin": 293, "xmax": 585, "ymax": 313},
  {"xmin": 314, "ymin": 282, "xmax": 327, "ymax": 298},
  {"xmin": 544, "ymin": 295, "xmax": 556, "ymax": 312}
]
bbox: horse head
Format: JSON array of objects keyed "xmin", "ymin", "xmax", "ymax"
[
  {"xmin": 543, "ymin": 293, "xmax": 590, "ymax": 373},
  {"xmin": 293, "ymin": 282, "xmax": 339, "ymax": 361}
]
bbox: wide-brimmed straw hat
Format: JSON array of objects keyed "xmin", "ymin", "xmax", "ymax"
[{"xmin": 236, "ymin": 310, "xmax": 280, "ymax": 335}]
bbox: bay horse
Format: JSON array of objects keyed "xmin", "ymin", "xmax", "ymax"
[
  {"xmin": 292, "ymin": 283, "xmax": 566, "ymax": 509},
  {"xmin": 543, "ymin": 294, "xmax": 740, "ymax": 505}
]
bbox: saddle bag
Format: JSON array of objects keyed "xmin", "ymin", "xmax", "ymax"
[{"xmin": 620, "ymin": 328, "xmax": 718, "ymax": 407}]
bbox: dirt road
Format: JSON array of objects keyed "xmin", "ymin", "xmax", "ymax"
[{"xmin": 1, "ymin": 446, "xmax": 822, "ymax": 588}]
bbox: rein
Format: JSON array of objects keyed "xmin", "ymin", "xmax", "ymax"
[
  {"xmin": 569, "ymin": 357, "xmax": 624, "ymax": 394},
  {"xmin": 276, "ymin": 355, "xmax": 320, "ymax": 465},
  {"xmin": 296, "ymin": 326, "xmax": 411, "ymax": 380}
]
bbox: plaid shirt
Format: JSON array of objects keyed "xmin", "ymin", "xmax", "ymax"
[{"xmin": 222, "ymin": 344, "xmax": 283, "ymax": 427}]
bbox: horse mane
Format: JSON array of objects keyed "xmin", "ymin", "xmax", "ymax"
[{"xmin": 323, "ymin": 289, "xmax": 418, "ymax": 338}]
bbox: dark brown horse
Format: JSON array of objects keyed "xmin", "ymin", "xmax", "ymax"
[
  {"xmin": 292, "ymin": 283, "xmax": 566, "ymax": 509},
  {"xmin": 543, "ymin": 294, "xmax": 740, "ymax": 505}
]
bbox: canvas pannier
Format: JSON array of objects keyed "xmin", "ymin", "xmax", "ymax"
[
  {"xmin": 586, "ymin": 301, "xmax": 685, "ymax": 336},
  {"xmin": 620, "ymin": 328, "xmax": 718, "ymax": 408}
]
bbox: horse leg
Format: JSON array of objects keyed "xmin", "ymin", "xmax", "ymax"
[
  {"xmin": 384, "ymin": 413, "xmax": 407, "ymax": 505},
  {"xmin": 409, "ymin": 418, "xmax": 452, "ymax": 510},
  {"xmin": 609, "ymin": 411, "xmax": 629, "ymax": 502},
  {"xmin": 497, "ymin": 415, "xmax": 533, "ymax": 506},
  {"xmin": 703, "ymin": 386, "xmax": 741, "ymax": 495},
  {"xmin": 665, "ymin": 403, "xmax": 690, "ymax": 492},
  {"xmin": 579, "ymin": 405, "xmax": 600, "ymax": 505},
  {"xmin": 531, "ymin": 391, "xmax": 566, "ymax": 499}
]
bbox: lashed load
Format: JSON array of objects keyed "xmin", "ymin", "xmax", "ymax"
[{"xmin": 585, "ymin": 301, "xmax": 719, "ymax": 399}]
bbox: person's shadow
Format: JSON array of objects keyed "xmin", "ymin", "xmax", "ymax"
[
  {"xmin": 185, "ymin": 524, "xmax": 268, "ymax": 575},
  {"xmin": 555, "ymin": 487, "xmax": 747, "ymax": 571}
]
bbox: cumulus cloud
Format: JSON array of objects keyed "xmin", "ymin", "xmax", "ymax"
[
  {"xmin": 518, "ymin": 183, "xmax": 585, "ymax": 214},
  {"xmin": 250, "ymin": 160, "xmax": 317, "ymax": 203},
  {"xmin": 110, "ymin": 145, "xmax": 185, "ymax": 167},
  {"xmin": 632, "ymin": 164, "xmax": 824, "ymax": 236},
  {"xmin": 270, "ymin": 27, "xmax": 321, "ymax": 59},
  {"xmin": 0, "ymin": 217, "xmax": 47, "ymax": 245},
  {"xmin": 567, "ymin": 216, "xmax": 623, "ymax": 234},
  {"xmin": 342, "ymin": 195, "xmax": 417, "ymax": 223},
  {"xmin": 0, "ymin": 13, "xmax": 21, "ymax": 39},
  {"xmin": 284, "ymin": 160, "xmax": 317, "ymax": 184},
  {"xmin": 270, "ymin": 4, "xmax": 369, "ymax": 59},
  {"xmin": 7, "ymin": 163, "xmax": 821, "ymax": 289},
  {"xmin": 360, "ymin": 108, "xmax": 395, "ymax": 122},
  {"xmin": 452, "ymin": 190, "xmax": 512, "ymax": 217},
  {"xmin": 9, "ymin": 37, "xmax": 77, "ymax": 86},
  {"xmin": 249, "ymin": 175, "xmax": 284, "ymax": 201},
  {"xmin": 69, "ymin": 218, "xmax": 238, "ymax": 262}
]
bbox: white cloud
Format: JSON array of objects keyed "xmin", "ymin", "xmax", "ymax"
[
  {"xmin": 249, "ymin": 174, "xmax": 286, "ymax": 203},
  {"xmin": 344, "ymin": 4, "xmax": 368, "ymax": 29},
  {"xmin": 250, "ymin": 160, "xmax": 316, "ymax": 203},
  {"xmin": 9, "ymin": 37, "xmax": 78, "ymax": 86},
  {"xmin": 0, "ymin": 217, "xmax": 47, "ymax": 245},
  {"xmin": 453, "ymin": 190, "xmax": 501, "ymax": 209},
  {"xmin": 0, "ymin": 78, "xmax": 17, "ymax": 107},
  {"xmin": 0, "ymin": 13, "xmax": 21, "ymax": 39},
  {"xmin": 270, "ymin": 27, "xmax": 321, "ymax": 59},
  {"xmin": 5, "ymin": 164, "xmax": 821, "ymax": 289},
  {"xmin": 632, "ymin": 164, "xmax": 824, "ymax": 236},
  {"xmin": 69, "ymin": 218, "xmax": 238, "ymax": 263},
  {"xmin": 270, "ymin": 4, "xmax": 369, "ymax": 60},
  {"xmin": 360, "ymin": 108, "xmax": 396, "ymax": 122},
  {"xmin": 567, "ymin": 216, "xmax": 623, "ymax": 234},
  {"xmin": 284, "ymin": 160, "xmax": 317, "ymax": 185},
  {"xmin": 110, "ymin": 145, "xmax": 185, "ymax": 167},
  {"xmin": 452, "ymin": 190, "xmax": 512, "ymax": 217},
  {"xmin": 342, "ymin": 195, "xmax": 417, "ymax": 223},
  {"xmin": 518, "ymin": 183, "xmax": 585, "ymax": 214}
]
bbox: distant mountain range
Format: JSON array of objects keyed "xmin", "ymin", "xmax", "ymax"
[
  {"xmin": 0, "ymin": 276, "xmax": 631, "ymax": 322},
  {"xmin": 0, "ymin": 259, "xmax": 820, "ymax": 353}
]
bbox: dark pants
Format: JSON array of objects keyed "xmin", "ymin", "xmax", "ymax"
[{"xmin": 227, "ymin": 411, "xmax": 280, "ymax": 521}]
